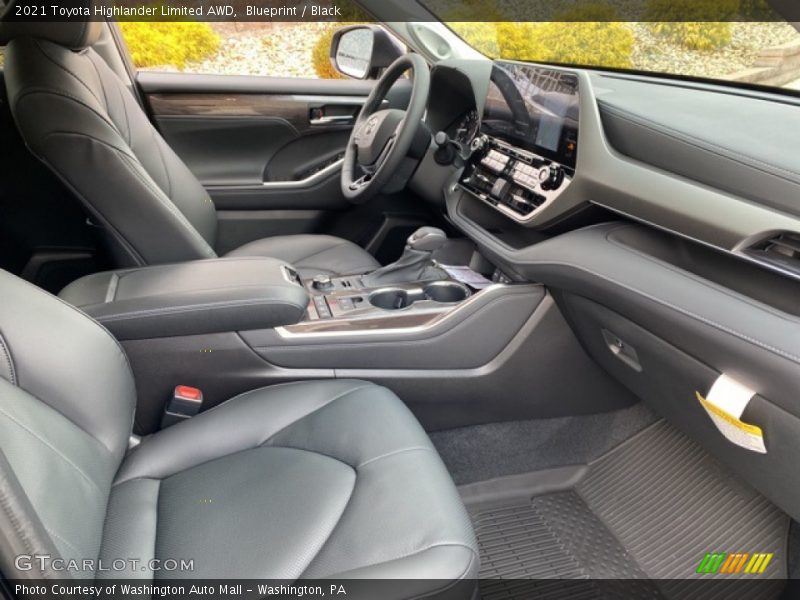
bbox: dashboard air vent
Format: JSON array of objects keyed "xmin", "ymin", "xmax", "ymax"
[{"xmin": 743, "ymin": 232, "xmax": 800, "ymax": 277}]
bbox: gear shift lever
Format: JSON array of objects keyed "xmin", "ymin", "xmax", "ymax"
[{"xmin": 363, "ymin": 227, "xmax": 448, "ymax": 287}]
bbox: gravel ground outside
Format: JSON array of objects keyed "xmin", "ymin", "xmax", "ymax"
[
  {"xmin": 631, "ymin": 22, "xmax": 800, "ymax": 80},
  {"xmin": 144, "ymin": 21, "xmax": 800, "ymax": 88},
  {"xmin": 148, "ymin": 23, "xmax": 333, "ymax": 78}
]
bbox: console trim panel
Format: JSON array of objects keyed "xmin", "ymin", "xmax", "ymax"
[{"xmin": 276, "ymin": 282, "xmax": 508, "ymax": 338}]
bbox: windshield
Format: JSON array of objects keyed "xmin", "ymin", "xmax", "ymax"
[{"xmin": 421, "ymin": 1, "xmax": 800, "ymax": 91}]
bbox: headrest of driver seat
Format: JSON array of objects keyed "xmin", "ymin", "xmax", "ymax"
[{"xmin": 0, "ymin": 0, "xmax": 101, "ymax": 50}]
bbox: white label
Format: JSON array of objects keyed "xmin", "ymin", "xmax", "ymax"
[
  {"xmin": 439, "ymin": 265, "xmax": 493, "ymax": 289},
  {"xmin": 697, "ymin": 374, "xmax": 766, "ymax": 454}
]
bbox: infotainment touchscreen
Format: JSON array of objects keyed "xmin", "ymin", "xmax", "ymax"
[{"xmin": 482, "ymin": 62, "xmax": 579, "ymax": 168}]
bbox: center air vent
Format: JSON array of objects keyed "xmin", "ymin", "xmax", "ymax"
[{"xmin": 743, "ymin": 231, "xmax": 800, "ymax": 278}]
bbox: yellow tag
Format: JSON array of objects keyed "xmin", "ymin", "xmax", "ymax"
[{"xmin": 696, "ymin": 392, "xmax": 766, "ymax": 454}]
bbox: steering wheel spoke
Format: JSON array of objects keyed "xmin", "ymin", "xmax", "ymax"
[
  {"xmin": 349, "ymin": 173, "xmax": 372, "ymax": 191},
  {"xmin": 362, "ymin": 134, "xmax": 396, "ymax": 174},
  {"xmin": 340, "ymin": 54, "xmax": 430, "ymax": 204}
]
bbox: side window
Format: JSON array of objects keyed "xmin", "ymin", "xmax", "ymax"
[{"xmin": 117, "ymin": 21, "xmax": 402, "ymax": 80}]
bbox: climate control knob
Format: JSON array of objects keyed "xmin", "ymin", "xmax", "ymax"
[
  {"xmin": 538, "ymin": 165, "xmax": 565, "ymax": 191},
  {"xmin": 471, "ymin": 135, "xmax": 488, "ymax": 153}
]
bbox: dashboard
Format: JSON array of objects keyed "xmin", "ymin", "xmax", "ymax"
[
  {"xmin": 458, "ymin": 62, "xmax": 579, "ymax": 222},
  {"xmin": 414, "ymin": 56, "xmax": 800, "ymax": 284}
]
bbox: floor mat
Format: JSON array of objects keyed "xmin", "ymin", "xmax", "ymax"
[{"xmin": 466, "ymin": 421, "xmax": 790, "ymax": 599}]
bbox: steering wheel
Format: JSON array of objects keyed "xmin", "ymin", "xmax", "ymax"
[{"xmin": 341, "ymin": 53, "xmax": 430, "ymax": 203}]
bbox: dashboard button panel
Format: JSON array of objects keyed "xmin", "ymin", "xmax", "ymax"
[{"xmin": 460, "ymin": 138, "xmax": 573, "ymax": 222}]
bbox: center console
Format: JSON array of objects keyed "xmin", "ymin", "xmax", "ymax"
[
  {"xmin": 57, "ymin": 243, "xmax": 621, "ymax": 437},
  {"xmin": 459, "ymin": 62, "xmax": 579, "ymax": 223}
]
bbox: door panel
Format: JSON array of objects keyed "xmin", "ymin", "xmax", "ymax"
[
  {"xmin": 138, "ymin": 71, "xmax": 413, "ymax": 251},
  {"xmin": 153, "ymin": 115, "xmax": 299, "ymax": 186}
]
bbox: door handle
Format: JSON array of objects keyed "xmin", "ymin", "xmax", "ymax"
[{"xmin": 309, "ymin": 114, "xmax": 355, "ymax": 126}]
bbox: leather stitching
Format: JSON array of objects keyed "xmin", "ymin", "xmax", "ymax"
[
  {"xmin": 44, "ymin": 526, "xmax": 83, "ymax": 556},
  {"xmin": 322, "ymin": 542, "xmax": 478, "ymax": 577},
  {"xmin": 600, "ymin": 102, "xmax": 800, "ymax": 183},
  {"xmin": 0, "ymin": 456, "xmax": 59, "ymax": 570},
  {"xmin": 77, "ymin": 282, "xmax": 300, "ymax": 311},
  {"xmin": 152, "ymin": 136, "xmax": 174, "ymax": 199},
  {"xmin": 85, "ymin": 52, "xmax": 110, "ymax": 115},
  {"xmin": 259, "ymin": 383, "xmax": 376, "ymax": 447},
  {"xmin": 97, "ymin": 298, "xmax": 305, "ymax": 322},
  {"xmin": 114, "ymin": 150, "xmax": 216, "ymax": 257},
  {"xmin": 453, "ymin": 203, "xmax": 800, "ymax": 365},
  {"xmin": 113, "ymin": 385, "xmax": 372, "ymax": 485},
  {"xmin": 15, "ymin": 88, "xmax": 122, "ymax": 137},
  {"xmin": 357, "ymin": 446, "xmax": 433, "ymax": 469},
  {"xmin": 33, "ymin": 40, "xmax": 105, "ymax": 109},
  {"xmin": 118, "ymin": 80, "xmax": 132, "ymax": 144},
  {"xmin": 525, "ymin": 257, "xmax": 800, "ymax": 365},
  {"xmin": 294, "ymin": 241, "xmax": 353, "ymax": 265},
  {"xmin": 35, "ymin": 150, "xmax": 147, "ymax": 267},
  {"xmin": 85, "ymin": 51, "xmax": 132, "ymax": 145},
  {"xmin": 0, "ymin": 406, "xmax": 106, "ymax": 496},
  {"xmin": 0, "ymin": 332, "xmax": 17, "ymax": 386},
  {"xmin": 3, "ymin": 275, "xmax": 136, "ymax": 455},
  {"xmin": 15, "ymin": 88, "xmax": 212, "ymax": 261},
  {"xmin": 604, "ymin": 224, "xmax": 800, "ymax": 325}
]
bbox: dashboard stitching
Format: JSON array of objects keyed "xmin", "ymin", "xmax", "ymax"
[
  {"xmin": 599, "ymin": 102, "xmax": 800, "ymax": 184},
  {"xmin": 524, "ymin": 258, "xmax": 800, "ymax": 365},
  {"xmin": 452, "ymin": 202, "xmax": 800, "ymax": 364},
  {"xmin": 602, "ymin": 225, "xmax": 800, "ymax": 325}
]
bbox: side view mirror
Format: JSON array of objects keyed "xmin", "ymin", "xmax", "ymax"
[{"xmin": 330, "ymin": 25, "xmax": 404, "ymax": 80}]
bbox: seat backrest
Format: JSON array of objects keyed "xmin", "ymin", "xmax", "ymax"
[
  {"xmin": 0, "ymin": 268, "xmax": 136, "ymax": 578},
  {"xmin": 1, "ymin": 19, "xmax": 219, "ymax": 267}
]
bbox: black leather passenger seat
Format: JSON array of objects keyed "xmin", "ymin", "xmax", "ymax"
[
  {"xmin": 0, "ymin": 269, "xmax": 478, "ymax": 590},
  {"xmin": 0, "ymin": 15, "xmax": 380, "ymax": 277}
]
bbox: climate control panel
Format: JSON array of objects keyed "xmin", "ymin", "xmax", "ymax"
[{"xmin": 459, "ymin": 137, "xmax": 573, "ymax": 222}]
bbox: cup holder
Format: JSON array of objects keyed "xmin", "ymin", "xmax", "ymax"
[
  {"xmin": 423, "ymin": 281, "xmax": 470, "ymax": 304},
  {"xmin": 368, "ymin": 289, "xmax": 412, "ymax": 310},
  {"xmin": 369, "ymin": 282, "xmax": 470, "ymax": 311}
]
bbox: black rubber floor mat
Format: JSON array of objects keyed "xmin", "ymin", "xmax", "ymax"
[{"xmin": 467, "ymin": 421, "xmax": 790, "ymax": 599}]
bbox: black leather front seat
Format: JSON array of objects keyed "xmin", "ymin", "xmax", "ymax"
[
  {"xmin": 0, "ymin": 18, "xmax": 380, "ymax": 278},
  {"xmin": 0, "ymin": 268, "xmax": 478, "ymax": 588}
]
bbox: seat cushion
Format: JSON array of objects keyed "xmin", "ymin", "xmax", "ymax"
[
  {"xmin": 225, "ymin": 234, "xmax": 380, "ymax": 278},
  {"xmin": 102, "ymin": 380, "xmax": 478, "ymax": 588}
]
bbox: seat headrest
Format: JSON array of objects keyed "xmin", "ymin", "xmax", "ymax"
[{"xmin": 0, "ymin": 0, "xmax": 101, "ymax": 50}]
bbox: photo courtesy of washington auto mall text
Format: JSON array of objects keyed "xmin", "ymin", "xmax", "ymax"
[{"xmin": 13, "ymin": 582, "xmax": 353, "ymax": 599}]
